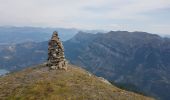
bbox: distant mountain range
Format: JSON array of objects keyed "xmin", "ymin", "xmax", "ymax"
[
  {"xmin": 0, "ymin": 31, "xmax": 170, "ymax": 100},
  {"xmin": 0, "ymin": 26, "xmax": 105, "ymax": 44},
  {"xmin": 165, "ymin": 35, "xmax": 170, "ymax": 38},
  {"xmin": 0, "ymin": 69, "xmax": 9, "ymax": 76},
  {"xmin": 0, "ymin": 26, "xmax": 79, "ymax": 44},
  {"xmin": 0, "ymin": 41, "xmax": 48, "ymax": 71},
  {"xmin": 64, "ymin": 31, "xmax": 170, "ymax": 100}
]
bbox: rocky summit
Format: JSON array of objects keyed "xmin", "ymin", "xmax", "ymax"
[{"xmin": 0, "ymin": 64, "xmax": 154, "ymax": 100}]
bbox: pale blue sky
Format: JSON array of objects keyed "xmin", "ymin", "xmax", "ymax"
[{"xmin": 0, "ymin": 0, "xmax": 170, "ymax": 35}]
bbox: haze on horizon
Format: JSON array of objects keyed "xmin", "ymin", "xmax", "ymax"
[{"xmin": 0, "ymin": 0, "xmax": 170, "ymax": 35}]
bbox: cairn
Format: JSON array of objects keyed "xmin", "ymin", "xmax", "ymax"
[{"xmin": 47, "ymin": 31, "xmax": 67, "ymax": 70}]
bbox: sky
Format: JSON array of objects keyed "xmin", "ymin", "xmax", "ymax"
[{"xmin": 0, "ymin": 0, "xmax": 170, "ymax": 35}]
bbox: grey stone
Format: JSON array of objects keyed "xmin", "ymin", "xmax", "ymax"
[{"xmin": 47, "ymin": 31, "xmax": 67, "ymax": 70}]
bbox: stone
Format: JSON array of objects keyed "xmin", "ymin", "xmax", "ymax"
[{"xmin": 47, "ymin": 31, "xmax": 67, "ymax": 70}]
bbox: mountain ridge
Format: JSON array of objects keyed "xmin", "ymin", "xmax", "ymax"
[
  {"xmin": 64, "ymin": 31, "xmax": 170, "ymax": 100},
  {"xmin": 0, "ymin": 63, "xmax": 154, "ymax": 100},
  {"xmin": 0, "ymin": 31, "xmax": 170, "ymax": 100}
]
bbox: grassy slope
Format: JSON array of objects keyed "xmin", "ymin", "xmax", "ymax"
[{"xmin": 0, "ymin": 64, "xmax": 154, "ymax": 100}]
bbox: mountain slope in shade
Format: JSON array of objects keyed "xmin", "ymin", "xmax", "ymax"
[
  {"xmin": 0, "ymin": 64, "xmax": 154, "ymax": 100},
  {"xmin": 64, "ymin": 31, "xmax": 170, "ymax": 100}
]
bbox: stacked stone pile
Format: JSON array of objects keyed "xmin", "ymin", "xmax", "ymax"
[{"xmin": 47, "ymin": 31, "xmax": 67, "ymax": 70}]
